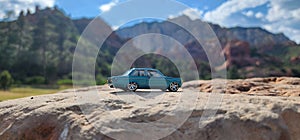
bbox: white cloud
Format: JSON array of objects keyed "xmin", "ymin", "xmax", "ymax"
[
  {"xmin": 244, "ymin": 11, "xmax": 264, "ymax": 19},
  {"xmin": 181, "ymin": 8, "xmax": 203, "ymax": 20},
  {"xmin": 0, "ymin": 0, "xmax": 55, "ymax": 20},
  {"xmin": 255, "ymin": 12, "xmax": 264, "ymax": 19},
  {"xmin": 264, "ymin": 0, "xmax": 300, "ymax": 43},
  {"xmin": 266, "ymin": 0, "xmax": 300, "ymax": 22},
  {"xmin": 203, "ymin": 0, "xmax": 300, "ymax": 43},
  {"xmin": 203, "ymin": 0, "xmax": 268, "ymax": 24},
  {"xmin": 99, "ymin": 0, "xmax": 119, "ymax": 13},
  {"xmin": 168, "ymin": 8, "xmax": 203, "ymax": 20},
  {"xmin": 243, "ymin": 11, "xmax": 254, "ymax": 17}
]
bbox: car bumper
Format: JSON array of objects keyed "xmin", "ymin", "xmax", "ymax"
[{"xmin": 107, "ymin": 79, "xmax": 114, "ymax": 88}]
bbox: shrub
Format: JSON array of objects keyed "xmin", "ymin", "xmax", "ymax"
[
  {"xmin": 24, "ymin": 76, "xmax": 45, "ymax": 85},
  {"xmin": 96, "ymin": 74, "xmax": 107, "ymax": 85},
  {"xmin": 57, "ymin": 79, "xmax": 73, "ymax": 85},
  {"xmin": 0, "ymin": 70, "xmax": 13, "ymax": 90}
]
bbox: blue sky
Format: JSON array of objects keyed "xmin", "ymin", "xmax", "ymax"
[{"xmin": 0, "ymin": 0, "xmax": 299, "ymax": 43}]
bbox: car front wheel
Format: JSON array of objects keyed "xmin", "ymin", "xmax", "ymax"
[
  {"xmin": 127, "ymin": 82, "xmax": 138, "ymax": 92},
  {"xmin": 168, "ymin": 82, "xmax": 179, "ymax": 92}
]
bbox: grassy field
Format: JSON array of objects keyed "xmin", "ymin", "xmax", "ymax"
[{"xmin": 0, "ymin": 86, "xmax": 72, "ymax": 102}]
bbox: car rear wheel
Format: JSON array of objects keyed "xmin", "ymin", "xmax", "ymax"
[
  {"xmin": 127, "ymin": 82, "xmax": 138, "ymax": 92},
  {"xmin": 168, "ymin": 82, "xmax": 179, "ymax": 92}
]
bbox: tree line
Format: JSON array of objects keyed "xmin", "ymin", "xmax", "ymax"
[{"xmin": 0, "ymin": 7, "xmax": 85, "ymax": 89}]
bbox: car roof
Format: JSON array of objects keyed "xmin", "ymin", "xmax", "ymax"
[{"xmin": 131, "ymin": 68, "xmax": 159, "ymax": 71}]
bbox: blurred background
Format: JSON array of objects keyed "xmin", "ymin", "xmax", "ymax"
[{"xmin": 0, "ymin": 0, "xmax": 299, "ymax": 101}]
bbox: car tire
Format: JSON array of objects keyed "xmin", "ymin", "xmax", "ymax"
[
  {"xmin": 127, "ymin": 82, "xmax": 138, "ymax": 92},
  {"xmin": 168, "ymin": 82, "xmax": 179, "ymax": 92}
]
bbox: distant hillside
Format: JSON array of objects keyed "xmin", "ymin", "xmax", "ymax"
[
  {"xmin": 115, "ymin": 15, "xmax": 300, "ymax": 78},
  {"xmin": 117, "ymin": 15, "xmax": 296, "ymax": 50},
  {"xmin": 0, "ymin": 7, "xmax": 78, "ymax": 84},
  {"xmin": 0, "ymin": 7, "xmax": 119, "ymax": 85}
]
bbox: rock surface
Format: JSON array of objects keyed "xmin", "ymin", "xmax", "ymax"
[
  {"xmin": 0, "ymin": 77, "xmax": 299, "ymax": 140},
  {"xmin": 290, "ymin": 56, "xmax": 300, "ymax": 64},
  {"xmin": 221, "ymin": 40, "xmax": 256, "ymax": 68},
  {"xmin": 183, "ymin": 77, "xmax": 300, "ymax": 97}
]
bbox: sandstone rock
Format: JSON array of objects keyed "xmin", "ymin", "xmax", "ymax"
[
  {"xmin": 290, "ymin": 56, "xmax": 300, "ymax": 64},
  {"xmin": 183, "ymin": 77, "xmax": 300, "ymax": 97},
  {"xmin": 0, "ymin": 78, "xmax": 299, "ymax": 140},
  {"xmin": 222, "ymin": 40, "xmax": 256, "ymax": 68}
]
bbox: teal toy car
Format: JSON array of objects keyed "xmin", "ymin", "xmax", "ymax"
[{"xmin": 107, "ymin": 68, "xmax": 182, "ymax": 92}]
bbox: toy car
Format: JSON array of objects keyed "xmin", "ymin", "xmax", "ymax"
[{"xmin": 107, "ymin": 68, "xmax": 182, "ymax": 92}]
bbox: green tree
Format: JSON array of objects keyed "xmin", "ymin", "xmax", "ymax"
[
  {"xmin": 33, "ymin": 16, "xmax": 49, "ymax": 80},
  {"xmin": 0, "ymin": 70, "xmax": 13, "ymax": 90},
  {"xmin": 16, "ymin": 10, "xmax": 25, "ymax": 57},
  {"xmin": 32, "ymin": 15, "xmax": 59, "ymax": 83},
  {"xmin": 0, "ymin": 11, "xmax": 19, "ymax": 71}
]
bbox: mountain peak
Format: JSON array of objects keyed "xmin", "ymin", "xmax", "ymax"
[
  {"xmin": 168, "ymin": 14, "xmax": 198, "ymax": 23},
  {"xmin": 169, "ymin": 14, "xmax": 192, "ymax": 20}
]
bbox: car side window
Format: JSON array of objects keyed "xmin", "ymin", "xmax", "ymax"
[
  {"xmin": 147, "ymin": 70, "xmax": 162, "ymax": 77},
  {"xmin": 130, "ymin": 70, "xmax": 145, "ymax": 76},
  {"xmin": 139, "ymin": 70, "xmax": 145, "ymax": 76}
]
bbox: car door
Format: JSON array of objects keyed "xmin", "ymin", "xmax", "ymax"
[
  {"xmin": 138, "ymin": 70, "xmax": 148, "ymax": 88},
  {"xmin": 146, "ymin": 70, "xmax": 168, "ymax": 89},
  {"xmin": 129, "ymin": 70, "xmax": 148, "ymax": 88}
]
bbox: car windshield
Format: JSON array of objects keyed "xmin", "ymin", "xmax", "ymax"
[{"xmin": 122, "ymin": 70, "xmax": 132, "ymax": 76}]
